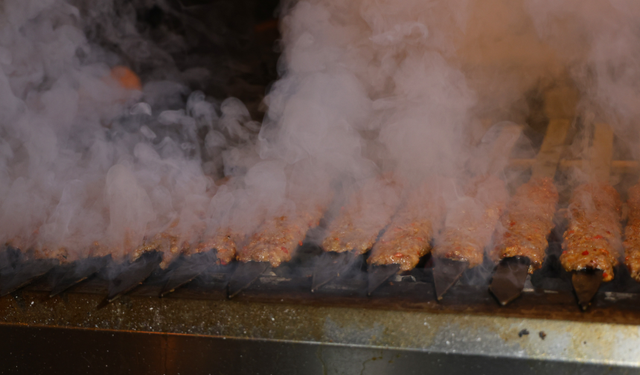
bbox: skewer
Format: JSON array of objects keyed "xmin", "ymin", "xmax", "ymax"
[
  {"xmin": 366, "ymin": 182, "xmax": 445, "ymax": 295},
  {"xmin": 312, "ymin": 177, "xmax": 400, "ymax": 292},
  {"xmin": 489, "ymin": 86, "xmax": 576, "ymax": 305},
  {"xmin": 572, "ymin": 269, "xmax": 604, "ymax": 311},
  {"xmin": 229, "ymin": 202, "xmax": 326, "ymax": 298},
  {"xmin": 0, "ymin": 257, "xmax": 59, "ymax": 297},
  {"xmin": 98, "ymin": 250, "xmax": 163, "ymax": 307},
  {"xmin": 157, "ymin": 230, "xmax": 238, "ymax": 297},
  {"xmin": 564, "ymin": 122, "xmax": 617, "ymax": 311},
  {"xmin": 433, "ymin": 122, "xmax": 522, "ymax": 300},
  {"xmin": 432, "ymin": 257, "xmax": 469, "ymax": 300},
  {"xmin": 488, "ymin": 177, "xmax": 559, "ymax": 305},
  {"xmin": 228, "ymin": 261, "xmax": 270, "ymax": 298},
  {"xmin": 488, "ymin": 256, "xmax": 531, "ymax": 306},
  {"xmin": 0, "ymin": 246, "xmax": 22, "ymax": 273},
  {"xmin": 311, "ymin": 250, "xmax": 358, "ymax": 292},
  {"xmin": 49, "ymin": 255, "xmax": 111, "ymax": 297},
  {"xmin": 159, "ymin": 251, "xmax": 216, "ymax": 297},
  {"xmin": 367, "ymin": 264, "xmax": 401, "ymax": 295}
]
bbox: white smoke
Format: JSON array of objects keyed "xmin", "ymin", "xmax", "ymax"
[{"xmin": 1, "ymin": 0, "xmax": 639, "ymax": 267}]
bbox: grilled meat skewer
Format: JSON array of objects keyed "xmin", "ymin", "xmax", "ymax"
[
  {"xmin": 313, "ymin": 177, "xmax": 400, "ymax": 291},
  {"xmin": 432, "ymin": 175, "xmax": 508, "ymax": 299},
  {"xmin": 322, "ymin": 178, "xmax": 400, "ymax": 255},
  {"xmin": 563, "ymin": 121, "xmax": 616, "ymax": 310},
  {"xmin": 487, "ymin": 85, "xmax": 575, "ymax": 305},
  {"xmin": 198, "ymin": 231, "xmax": 238, "ymax": 266},
  {"xmin": 158, "ymin": 178, "xmax": 243, "ymax": 296},
  {"xmin": 159, "ymin": 230, "xmax": 239, "ymax": 297},
  {"xmin": 432, "ymin": 122, "xmax": 523, "ymax": 299},
  {"xmin": 367, "ymin": 182, "xmax": 446, "ymax": 295},
  {"xmin": 102, "ymin": 222, "xmax": 227, "ymax": 301},
  {"xmin": 489, "ymin": 177, "xmax": 559, "ymax": 305},
  {"xmin": 492, "ymin": 178, "xmax": 559, "ymax": 271},
  {"xmin": 238, "ymin": 209, "xmax": 323, "ymax": 267},
  {"xmin": 560, "ymin": 183, "xmax": 622, "ymax": 310},
  {"xmin": 229, "ymin": 204, "xmax": 325, "ymax": 298},
  {"xmin": 434, "ymin": 177, "xmax": 508, "ymax": 267},
  {"xmin": 2, "ymin": 238, "xmax": 110, "ymax": 297}
]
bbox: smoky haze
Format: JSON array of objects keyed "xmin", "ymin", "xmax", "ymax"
[{"xmin": 0, "ymin": 0, "xmax": 637, "ymax": 268}]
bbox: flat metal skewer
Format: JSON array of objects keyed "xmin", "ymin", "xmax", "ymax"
[
  {"xmin": 433, "ymin": 258, "xmax": 469, "ymax": 301},
  {"xmin": 367, "ymin": 264, "xmax": 401, "ymax": 296},
  {"xmin": 49, "ymin": 255, "xmax": 111, "ymax": 297},
  {"xmin": 571, "ymin": 268, "xmax": 603, "ymax": 311},
  {"xmin": 159, "ymin": 251, "xmax": 216, "ymax": 297},
  {"xmin": 228, "ymin": 261, "xmax": 270, "ymax": 299},
  {"xmin": 98, "ymin": 250, "xmax": 163, "ymax": 307},
  {"xmin": 0, "ymin": 246, "xmax": 22, "ymax": 273},
  {"xmin": 489, "ymin": 256, "xmax": 531, "ymax": 306},
  {"xmin": 311, "ymin": 251, "xmax": 358, "ymax": 292},
  {"xmin": 0, "ymin": 258, "xmax": 60, "ymax": 297}
]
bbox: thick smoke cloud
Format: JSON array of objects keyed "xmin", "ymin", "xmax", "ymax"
[{"xmin": 0, "ymin": 0, "xmax": 638, "ymax": 267}]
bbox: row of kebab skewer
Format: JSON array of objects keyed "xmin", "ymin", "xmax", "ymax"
[
  {"xmin": 0, "ymin": 83, "xmax": 634, "ymax": 311},
  {"xmin": 0, "ymin": 168, "xmax": 635, "ymax": 311},
  {"xmin": 0, "ymin": 127, "xmax": 637, "ymax": 311}
]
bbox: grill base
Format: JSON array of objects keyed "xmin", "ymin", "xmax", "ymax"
[
  {"xmin": 2, "ymin": 286, "xmax": 640, "ymax": 373},
  {"xmin": 1, "ymin": 324, "xmax": 635, "ymax": 375}
]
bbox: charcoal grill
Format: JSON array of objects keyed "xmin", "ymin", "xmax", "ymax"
[
  {"xmin": 3, "ymin": 94, "xmax": 640, "ymax": 374},
  {"xmin": 3, "ymin": 2, "xmax": 640, "ymax": 374}
]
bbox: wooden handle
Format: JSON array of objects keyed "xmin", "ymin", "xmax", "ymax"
[
  {"xmin": 531, "ymin": 118, "xmax": 573, "ymax": 179},
  {"xmin": 590, "ymin": 123, "xmax": 614, "ymax": 183},
  {"xmin": 530, "ymin": 85, "xmax": 578, "ymax": 179}
]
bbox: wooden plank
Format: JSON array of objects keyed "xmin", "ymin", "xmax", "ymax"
[
  {"xmin": 530, "ymin": 85, "xmax": 578, "ymax": 179},
  {"xmin": 590, "ymin": 122, "xmax": 615, "ymax": 182},
  {"xmin": 531, "ymin": 119, "xmax": 573, "ymax": 179}
]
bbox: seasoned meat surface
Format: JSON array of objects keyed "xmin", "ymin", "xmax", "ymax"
[
  {"xmin": 367, "ymin": 182, "xmax": 446, "ymax": 272},
  {"xmin": 491, "ymin": 177, "xmax": 558, "ymax": 273},
  {"xmin": 433, "ymin": 175, "xmax": 508, "ymax": 268},
  {"xmin": 197, "ymin": 230, "xmax": 238, "ymax": 265},
  {"xmin": 560, "ymin": 183, "xmax": 622, "ymax": 282},
  {"xmin": 624, "ymin": 184, "xmax": 640, "ymax": 281},
  {"xmin": 120, "ymin": 232, "xmax": 186, "ymax": 268},
  {"xmin": 322, "ymin": 177, "xmax": 400, "ymax": 254},
  {"xmin": 7, "ymin": 235, "xmax": 71, "ymax": 264},
  {"xmin": 237, "ymin": 205, "xmax": 324, "ymax": 267}
]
